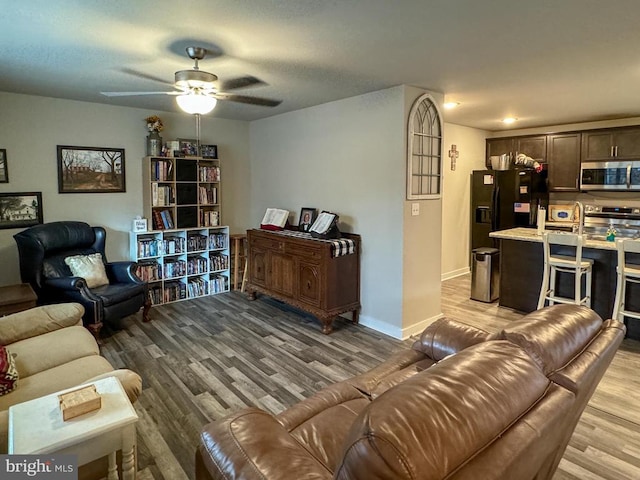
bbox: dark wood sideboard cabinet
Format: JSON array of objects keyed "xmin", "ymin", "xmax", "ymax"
[{"xmin": 246, "ymin": 229, "xmax": 361, "ymax": 334}]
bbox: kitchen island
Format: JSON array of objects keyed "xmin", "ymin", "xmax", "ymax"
[{"xmin": 490, "ymin": 227, "xmax": 640, "ymax": 339}]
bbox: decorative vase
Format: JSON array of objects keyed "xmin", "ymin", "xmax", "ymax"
[{"xmin": 146, "ymin": 131, "xmax": 162, "ymax": 157}]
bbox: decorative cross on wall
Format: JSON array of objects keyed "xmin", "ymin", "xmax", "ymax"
[{"xmin": 448, "ymin": 144, "xmax": 459, "ymax": 171}]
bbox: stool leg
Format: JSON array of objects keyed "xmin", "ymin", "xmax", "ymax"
[
  {"xmin": 538, "ymin": 264, "xmax": 550, "ymax": 309},
  {"xmin": 585, "ymin": 267, "xmax": 592, "ymax": 308},
  {"xmin": 548, "ymin": 266, "xmax": 557, "ymax": 306},
  {"xmin": 612, "ymin": 269, "xmax": 623, "ymax": 321},
  {"xmin": 575, "ymin": 267, "xmax": 582, "ymax": 305}
]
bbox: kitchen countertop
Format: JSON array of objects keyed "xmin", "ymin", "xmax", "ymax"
[{"xmin": 489, "ymin": 227, "xmax": 617, "ymax": 250}]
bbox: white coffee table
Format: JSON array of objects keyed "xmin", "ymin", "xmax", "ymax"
[{"xmin": 8, "ymin": 376, "xmax": 138, "ymax": 480}]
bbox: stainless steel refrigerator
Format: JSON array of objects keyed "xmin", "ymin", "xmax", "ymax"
[{"xmin": 471, "ymin": 169, "xmax": 548, "ymax": 250}]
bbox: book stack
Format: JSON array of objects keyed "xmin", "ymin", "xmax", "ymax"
[
  {"xmin": 152, "ymin": 209, "xmax": 175, "ymax": 230},
  {"xmin": 136, "ymin": 261, "xmax": 162, "ymax": 282},
  {"xmin": 187, "ymin": 233, "xmax": 208, "ymax": 252},
  {"xmin": 187, "ymin": 278, "xmax": 208, "ymax": 298},
  {"xmin": 209, "ymin": 232, "xmax": 226, "ymax": 249},
  {"xmin": 137, "ymin": 237, "xmax": 161, "ymax": 258},
  {"xmin": 187, "ymin": 256, "xmax": 208, "ymax": 275},
  {"xmin": 198, "ymin": 186, "xmax": 217, "ymax": 205},
  {"xmin": 210, "ymin": 253, "xmax": 229, "ymax": 271},
  {"xmin": 163, "ymin": 259, "xmax": 186, "ymax": 279},
  {"xmin": 162, "ymin": 235, "xmax": 185, "ymax": 254},
  {"xmin": 152, "ymin": 159, "xmax": 173, "ymax": 181},
  {"xmin": 152, "ymin": 184, "xmax": 174, "ymax": 206},
  {"xmin": 199, "ymin": 165, "xmax": 221, "ymax": 182}
]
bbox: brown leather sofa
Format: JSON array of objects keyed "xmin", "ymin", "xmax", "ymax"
[{"xmin": 195, "ymin": 305, "xmax": 625, "ymax": 480}]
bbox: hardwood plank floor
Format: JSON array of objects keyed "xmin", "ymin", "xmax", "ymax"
[{"xmin": 100, "ymin": 275, "xmax": 640, "ymax": 479}]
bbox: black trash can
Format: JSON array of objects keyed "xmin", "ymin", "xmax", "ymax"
[{"xmin": 470, "ymin": 247, "xmax": 500, "ymax": 302}]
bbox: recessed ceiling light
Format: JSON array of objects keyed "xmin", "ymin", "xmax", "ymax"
[
  {"xmin": 502, "ymin": 117, "xmax": 517, "ymax": 124},
  {"xmin": 444, "ymin": 102, "xmax": 460, "ymax": 109}
]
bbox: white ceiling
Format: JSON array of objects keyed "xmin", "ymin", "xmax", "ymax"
[{"xmin": 2, "ymin": 0, "xmax": 640, "ymax": 131}]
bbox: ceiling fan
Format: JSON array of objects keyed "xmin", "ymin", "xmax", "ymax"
[{"xmin": 101, "ymin": 46, "xmax": 281, "ymax": 114}]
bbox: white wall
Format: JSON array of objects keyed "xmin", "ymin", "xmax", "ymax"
[
  {"xmin": 0, "ymin": 92, "xmax": 250, "ymax": 287},
  {"xmin": 249, "ymin": 85, "xmax": 445, "ymax": 338},
  {"xmin": 441, "ymin": 123, "xmax": 488, "ymax": 279}
]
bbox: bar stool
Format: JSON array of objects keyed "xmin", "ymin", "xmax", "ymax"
[
  {"xmin": 537, "ymin": 232, "xmax": 593, "ymax": 309},
  {"xmin": 612, "ymin": 239, "xmax": 640, "ymax": 322}
]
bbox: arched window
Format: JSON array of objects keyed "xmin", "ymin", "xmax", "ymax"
[{"xmin": 407, "ymin": 94, "xmax": 442, "ymax": 199}]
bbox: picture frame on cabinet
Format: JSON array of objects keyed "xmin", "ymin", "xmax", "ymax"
[
  {"xmin": 200, "ymin": 144, "xmax": 218, "ymax": 159},
  {"xmin": 298, "ymin": 207, "xmax": 317, "ymax": 232},
  {"xmin": 0, "ymin": 192, "xmax": 43, "ymax": 229},
  {"xmin": 57, "ymin": 145, "xmax": 126, "ymax": 193},
  {"xmin": 0, "ymin": 149, "xmax": 7, "ymax": 183}
]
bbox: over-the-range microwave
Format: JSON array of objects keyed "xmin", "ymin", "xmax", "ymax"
[{"xmin": 580, "ymin": 160, "xmax": 640, "ymax": 191}]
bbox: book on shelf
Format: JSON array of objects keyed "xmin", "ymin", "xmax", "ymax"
[{"xmin": 152, "ymin": 210, "xmax": 165, "ymax": 230}]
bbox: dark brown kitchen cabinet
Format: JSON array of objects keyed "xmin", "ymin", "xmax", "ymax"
[
  {"xmin": 581, "ymin": 127, "xmax": 640, "ymax": 161},
  {"xmin": 485, "ymin": 135, "xmax": 546, "ymax": 167},
  {"xmin": 246, "ymin": 229, "xmax": 361, "ymax": 334},
  {"xmin": 547, "ymin": 133, "xmax": 581, "ymax": 191}
]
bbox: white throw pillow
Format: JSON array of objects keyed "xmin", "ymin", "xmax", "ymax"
[{"xmin": 64, "ymin": 253, "xmax": 109, "ymax": 288}]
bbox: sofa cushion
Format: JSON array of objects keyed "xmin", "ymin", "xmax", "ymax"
[
  {"xmin": 0, "ymin": 355, "xmax": 114, "ymax": 411},
  {"xmin": 8, "ymin": 326, "xmax": 100, "ymax": 378},
  {"xmin": 0, "ymin": 303, "xmax": 84, "ymax": 345},
  {"xmin": 334, "ymin": 341, "xmax": 571, "ymax": 480},
  {"xmin": 498, "ymin": 304, "xmax": 603, "ymax": 375},
  {"xmin": 411, "ymin": 317, "xmax": 494, "ymax": 361},
  {"xmin": 0, "ymin": 346, "xmax": 18, "ymax": 396},
  {"xmin": 64, "ymin": 252, "xmax": 109, "ymax": 288}
]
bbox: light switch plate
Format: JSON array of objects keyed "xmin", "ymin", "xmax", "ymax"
[{"xmin": 411, "ymin": 203, "xmax": 420, "ymax": 216}]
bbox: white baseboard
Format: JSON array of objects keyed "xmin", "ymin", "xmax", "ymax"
[
  {"xmin": 441, "ymin": 267, "xmax": 470, "ymax": 281},
  {"xmin": 358, "ymin": 312, "xmax": 445, "ymax": 340}
]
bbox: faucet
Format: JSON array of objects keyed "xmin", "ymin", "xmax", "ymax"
[{"xmin": 574, "ymin": 201, "xmax": 584, "ymax": 235}]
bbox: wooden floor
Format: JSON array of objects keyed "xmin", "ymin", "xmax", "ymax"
[{"xmin": 100, "ymin": 275, "xmax": 640, "ymax": 480}]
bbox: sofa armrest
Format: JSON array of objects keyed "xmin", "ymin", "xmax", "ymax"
[
  {"xmin": 411, "ymin": 317, "xmax": 494, "ymax": 361},
  {"xmin": 105, "ymin": 261, "xmax": 145, "ymax": 285},
  {"xmin": 84, "ymin": 369, "xmax": 142, "ymax": 404},
  {"xmin": 197, "ymin": 408, "xmax": 332, "ymax": 480},
  {"xmin": 0, "ymin": 303, "xmax": 84, "ymax": 345}
]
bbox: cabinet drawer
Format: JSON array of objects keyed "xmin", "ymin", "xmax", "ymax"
[
  {"xmin": 251, "ymin": 236, "xmax": 283, "ymax": 251},
  {"xmin": 286, "ymin": 243, "xmax": 323, "ymax": 261}
]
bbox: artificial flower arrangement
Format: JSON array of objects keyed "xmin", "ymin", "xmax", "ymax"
[{"xmin": 145, "ymin": 115, "xmax": 164, "ymax": 133}]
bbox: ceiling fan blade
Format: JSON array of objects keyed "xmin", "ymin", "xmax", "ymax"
[
  {"xmin": 215, "ymin": 92, "xmax": 282, "ymax": 107},
  {"xmin": 120, "ymin": 67, "xmax": 174, "ymax": 87},
  {"xmin": 100, "ymin": 91, "xmax": 180, "ymax": 97},
  {"xmin": 219, "ymin": 76, "xmax": 266, "ymax": 91}
]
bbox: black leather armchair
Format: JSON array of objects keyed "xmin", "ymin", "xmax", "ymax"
[{"xmin": 14, "ymin": 221, "xmax": 151, "ymax": 336}]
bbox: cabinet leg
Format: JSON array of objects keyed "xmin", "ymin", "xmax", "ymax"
[
  {"xmin": 320, "ymin": 317, "xmax": 334, "ymax": 335},
  {"xmin": 246, "ymin": 290, "xmax": 257, "ymax": 301},
  {"xmin": 352, "ymin": 309, "xmax": 360, "ymax": 324}
]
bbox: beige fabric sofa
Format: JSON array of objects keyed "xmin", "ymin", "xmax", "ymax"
[{"xmin": 0, "ymin": 303, "xmax": 142, "ymax": 458}]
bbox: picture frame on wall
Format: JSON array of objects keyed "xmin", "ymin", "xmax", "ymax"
[
  {"xmin": 0, "ymin": 192, "xmax": 43, "ymax": 230},
  {"xmin": 298, "ymin": 207, "xmax": 318, "ymax": 232},
  {"xmin": 57, "ymin": 146, "xmax": 126, "ymax": 193},
  {"xmin": 0, "ymin": 149, "xmax": 8, "ymax": 183}
]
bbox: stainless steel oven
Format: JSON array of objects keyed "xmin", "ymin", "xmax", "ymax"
[{"xmin": 580, "ymin": 160, "xmax": 640, "ymax": 191}]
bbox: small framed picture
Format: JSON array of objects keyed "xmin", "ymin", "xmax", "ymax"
[
  {"xmin": 0, "ymin": 149, "xmax": 8, "ymax": 183},
  {"xmin": 132, "ymin": 217, "xmax": 148, "ymax": 233},
  {"xmin": 178, "ymin": 138, "xmax": 198, "ymax": 157},
  {"xmin": 298, "ymin": 207, "xmax": 318, "ymax": 232},
  {"xmin": 200, "ymin": 144, "xmax": 218, "ymax": 159},
  {"xmin": 0, "ymin": 192, "xmax": 43, "ymax": 229}
]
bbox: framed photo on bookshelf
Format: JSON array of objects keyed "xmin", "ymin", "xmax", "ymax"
[
  {"xmin": 178, "ymin": 139, "xmax": 198, "ymax": 157},
  {"xmin": 200, "ymin": 144, "xmax": 218, "ymax": 159},
  {"xmin": 0, "ymin": 192, "xmax": 43, "ymax": 229},
  {"xmin": 57, "ymin": 145, "xmax": 125, "ymax": 193}
]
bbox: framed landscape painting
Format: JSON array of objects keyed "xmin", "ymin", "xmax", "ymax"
[
  {"xmin": 0, "ymin": 149, "xmax": 8, "ymax": 183},
  {"xmin": 0, "ymin": 192, "xmax": 43, "ymax": 229},
  {"xmin": 57, "ymin": 145, "xmax": 126, "ymax": 193}
]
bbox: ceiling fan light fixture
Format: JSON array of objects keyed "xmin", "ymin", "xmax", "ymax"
[{"xmin": 176, "ymin": 94, "xmax": 217, "ymax": 115}]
